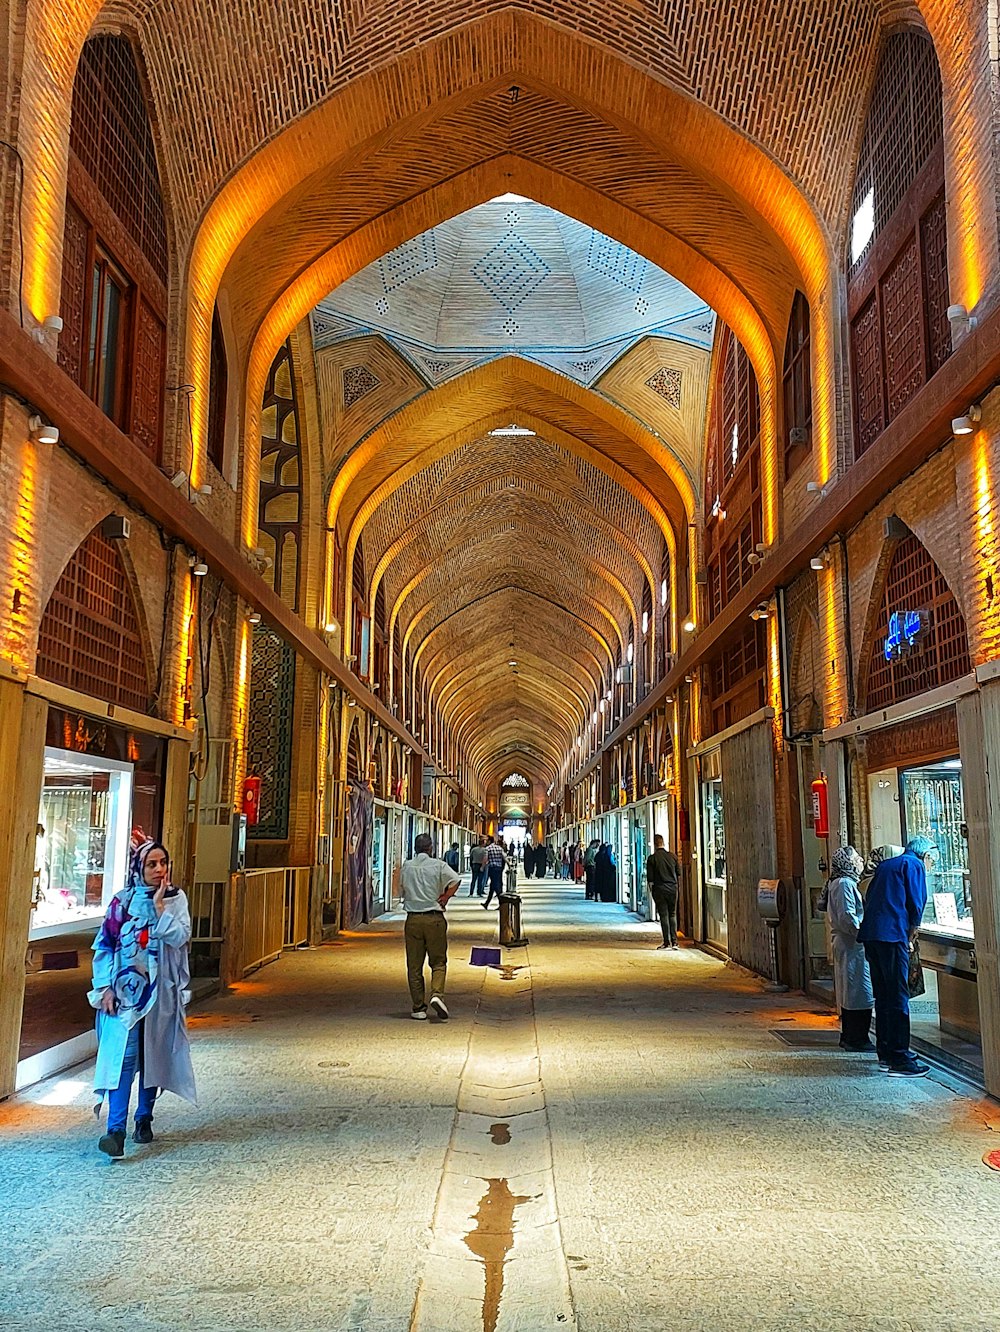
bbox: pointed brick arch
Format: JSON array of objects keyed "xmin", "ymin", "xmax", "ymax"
[
  {"xmin": 858, "ymin": 525, "xmax": 970, "ymax": 713},
  {"xmin": 36, "ymin": 526, "xmax": 151, "ymax": 712}
]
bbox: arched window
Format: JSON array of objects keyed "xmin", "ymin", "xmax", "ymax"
[
  {"xmin": 258, "ymin": 342, "xmax": 302, "ymax": 611},
  {"xmin": 705, "ymin": 328, "xmax": 762, "ymax": 622},
  {"xmin": 36, "ymin": 527, "xmax": 150, "ymax": 712},
  {"xmin": 861, "ymin": 529, "xmax": 970, "ymax": 712},
  {"xmin": 246, "ymin": 625, "xmax": 296, "ymax": 840},
  {"xmin": 58, "ymin": 34, "xmax": 167, "ymax": 460},
  {"xmin": 207, "ymin": 309, "xmax": 227, "ymax": 474},
  {"xmin": 783, "ymin": 291, "xmax": 812, "ymax": 479},
  {"xmin": 848, "ymin": 30, "xmax": 950, "ymax": 458}
]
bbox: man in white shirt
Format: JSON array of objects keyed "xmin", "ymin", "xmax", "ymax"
[{"xmin": 399, "ymin": 833, "xmax": 460, "ymax": 1019}]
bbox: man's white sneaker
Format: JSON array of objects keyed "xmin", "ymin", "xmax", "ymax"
[
  {"xmin": 411, "ymin": 1007, "xmax": 428, "ymax": 1020},
  {"xmin": 429, "ymin": 996, "xmax": 450, "ymax": 1020}
]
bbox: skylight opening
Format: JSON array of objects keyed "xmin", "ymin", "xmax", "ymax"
[
  {"xmin": 489, "ymin": 423, "xmax": 536, "ymax": 437},
  {"xmin": 489, "ymin": 192, "xmax": 532, "ymax": 203}
]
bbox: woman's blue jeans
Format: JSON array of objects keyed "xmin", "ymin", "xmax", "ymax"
[{"xmin": 107, "ymin": 1022, "xmax": 157, "ymax": 1133}]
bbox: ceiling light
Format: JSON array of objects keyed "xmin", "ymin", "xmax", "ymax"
[
  {"xmin": 488, "ymin": 423, "xmax": 536, "ymax": 437},
  {"xmin": 508, "ymin": 659, "xmax": 517, "ymax": 666},
  {"xmin": 952, "ymin": 405, "xmax": 981, "ymax": 435}
]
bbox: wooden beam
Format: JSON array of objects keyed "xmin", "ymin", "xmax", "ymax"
[{"xmin": 0, "ymin": 311, "xmax": 434, "ymax": 769}]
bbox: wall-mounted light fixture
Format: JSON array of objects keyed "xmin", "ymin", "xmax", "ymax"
[
  {"xmin": 28, "ymin": 415, "xmax": 59, "ymax": 444},
  {"xmin": 31, "ymin": 314, "xmax": 63, "ymax": 343},
  {"xmin": 191, "ymin": 561, "xmax": 209, "ymax": 577},
  {"xmin": 951, "ymin": 405, "xmax": 982, "ymax": 436},
  {"xmin": 749, "ymin": 602, "xmax": 771, "ymax": 621},
  {"xmin": 682, "ymin": 619, "xmax": 696, "ymax": 633},
  {"xmin": 947, "ymin": 303, "xmax": 978, "ymax": 333},
  {"xmin": 809, "ymin": 554, "xmax": 830, "ymax": 573},
  {"xmin": 805, "ymin": 481, "xmax": 827, "ymax": 497},
  {"xmin": 248, "ymin": 611, "xmax": 262, "ymax": 626}
]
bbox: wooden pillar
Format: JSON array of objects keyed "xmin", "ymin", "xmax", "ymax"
[
  {"xmin": 956, "ymin": 686, "xmax": 1000, "ymax": 1099},
  {"xmin": 0, "ymin": 671, "xmax": 47, "ymax": 1100}
]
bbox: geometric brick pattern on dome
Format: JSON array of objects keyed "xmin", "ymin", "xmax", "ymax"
[
  {"xmin": 645, "ymin": 367, "xmax": 683, "ymax": 408},
  {"xmin": 343, "ymin": 365, "xmax": 381, "ymax": 408}
]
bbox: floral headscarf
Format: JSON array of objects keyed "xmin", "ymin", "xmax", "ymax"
[
  {"xmin": 831, "ymin": 845, "xmax": 864, "ymax": 881},
  {"xmin": 93, "ymin": 840, "xmax": 171, "ymax": 1031},
  {"xmin": 864, "ymin": 843, "xmax": 904, "ymax": 875}
]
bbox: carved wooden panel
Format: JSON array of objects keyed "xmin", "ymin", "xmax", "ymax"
[
  {"xmin": 130, "ymin": 297, "xmax": 165, "ymax": 461},
  {"xmin": 57, "ymin": 201, "xmax": 88, "ymax": 384},
  {"xmin": 881, "ymin": 233, "xmax": 923, "ymax": 421},
  {"xmin": 850, "ymin": 293, "xmax": 884, "ymax": 456},
  {"xmin": 921, "ymin": 191, "xmax": 951, "ymax": 377}
]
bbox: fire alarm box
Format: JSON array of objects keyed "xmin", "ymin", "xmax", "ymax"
[
  {"xmin": 811, "ymin": 777, "xmax": 830, "ymax": 839},
  {"xmin": 242, "ymin": 776, "xmax": 262, "ymax": 827}
]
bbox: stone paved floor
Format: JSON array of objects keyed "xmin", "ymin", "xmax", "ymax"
[{"xmin": 1, "ymin": 880, "xmax": 998, "ymax": 1332}]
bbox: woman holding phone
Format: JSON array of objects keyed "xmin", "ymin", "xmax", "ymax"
[{"xmin": 89, "ymin": 840, "xmax": 197, "ymax": 1158}]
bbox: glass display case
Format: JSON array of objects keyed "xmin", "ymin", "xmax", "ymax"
[
  {"xmin": 900, "ymin": 758, "xmax": 973, "ymax": 941},
  {"xmin": 701, "ymin": 772, "xmax": 727, "ymax": 949},
  {"xmin": 31, "ymin": 748, "xmax": 133, "ymax": 938}
]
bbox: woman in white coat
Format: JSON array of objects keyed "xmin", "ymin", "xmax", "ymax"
[
  {"xmin": 89, "ymin": 840, "xmax": 196, "ymax": 1157},
  {"xmin": 826, "ymin": 845, "xmax": 875, "ymax": 1052}
]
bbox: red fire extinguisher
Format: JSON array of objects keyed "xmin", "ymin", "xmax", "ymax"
[
  {"xmin": 811, "ymin": 776, "xmax": 830, "ymax": 839},
  {"xmin": 242, "ymin": 775, "xmax": 262, "ymax": 827}
]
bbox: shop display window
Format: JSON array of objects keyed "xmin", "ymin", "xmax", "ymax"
[
  {"xmin": 703, "ymin": 778, "xmax": 726, "ymax": 884},
  {"xmin": 32, "ymin": 749, "xmax": 133, "ymax": 936},
  {"xmin": 900, "ymin": 758, "xmax": 973, "ymax": 940}
]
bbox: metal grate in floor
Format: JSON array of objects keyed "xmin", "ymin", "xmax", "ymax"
[{"xmin": 769, "ymin": 1028, "xmax": 842, "ymax": 1048}]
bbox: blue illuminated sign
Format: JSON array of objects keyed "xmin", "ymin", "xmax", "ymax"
[{"xmin": 884, "ymin": 609, "xmax": 924, "ymax": 661}]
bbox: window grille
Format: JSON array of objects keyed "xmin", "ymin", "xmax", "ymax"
[
  {"xmin": 258, "ymin": 342, "xmax": 302, "ymax": 611},
  {"xmin": 849, "ymin": 32, "xmax": 943, "ymax": 273},
  {"xmin": 721, "ymin": 333, "xmax": 760, "ymax": 488},
  {"xmin": 207, "ymin": 310, "xmax": 228, "ymax": 473},
  {"xmin": 246, "ymin": 626, "xmax": 296, "ymax": 840},
  {"xmin": 36, "ymin": 529, "xmax": 150, "ymax": 712},
  {"xmin": 782, "ymin": 292, "xmax": 812, "ymax": 479},
  {"xmin": 862, "ymin": 531, "xmax": 970, "ymax": 712},
  {"xmin": 708, "ymin": 624, "xmax": 766, "ymax": 733},
  {"xmin": 70, "ymin": 35, "xmax": 167, "ymax": 282},
  {"xmin": 848, "ymin": 30, "xmax": 949, "ymax": 459}
]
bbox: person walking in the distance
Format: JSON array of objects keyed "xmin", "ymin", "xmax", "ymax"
[
  {"xmin": 399, "ymin": 833, "xmax": 460, "ymax": 1020},
  {"xmin": 469, "ymin": 837, "xmax": 488, "ymax": 896},
  {"xmin": 857, "ymin": 835, "xmax": 933, "ymax": 1077},
  {"xmin": 483, "ymin": 836, "xmax": 508, "ymax": 909},
  {"xmin": 646, "ymin": 834, "xmax": 680, "ymax": 949},
  {"xmin": 444, "ymin": 841, "xmax": 461, "ymax": 873}
]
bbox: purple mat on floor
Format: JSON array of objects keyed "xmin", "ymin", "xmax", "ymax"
[{"xmin": 469, "ymin": 946, "xmax": 502, "ymax": 967}]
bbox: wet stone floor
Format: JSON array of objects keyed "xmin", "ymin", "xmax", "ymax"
[{"xmin": 1, "ymin": 881, "xmax": 999, "ymax": 1332}]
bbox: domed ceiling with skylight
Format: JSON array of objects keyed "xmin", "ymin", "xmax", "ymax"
[{"xmin": 312, "ymin": 197, "xmax": 715, "ymax": 388}]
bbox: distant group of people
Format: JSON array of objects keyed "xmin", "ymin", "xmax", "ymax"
[{"xmin": 822, "ymin": 836, "xmax": 935, "ymax": 1077}]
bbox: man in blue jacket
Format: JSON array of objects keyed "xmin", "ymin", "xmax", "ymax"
[{"xmin": 858, "ymin": 835, "xmax": 933, "ymax": 1077}]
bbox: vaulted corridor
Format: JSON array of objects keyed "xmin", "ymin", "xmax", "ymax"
[{"xmin": 3, "ymin": 881, "xmax": 997, "ymax": 1332}]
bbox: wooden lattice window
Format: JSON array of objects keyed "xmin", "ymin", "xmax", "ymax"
[
  {"xmin": 704, "ymin": 327, "xmax": 762, "ymax": 623},
  {"xmin": 783, "ymin": 292, "xmax": 812, "ymax": 479},
  {"xmin": 708, "ymin": 623, "xmax": 766, "ymax": 733},
  {"xmin": 36, "ymin": 529, "xmax": 150, "ymax": 712},
  {"xmin": 70, "ymin": 35, "xmax": 167, "ymax": 281},
  {"xmin": 848, "ymin": 30, "xmax": 950, "ymax": 459},
  {"xmin": 862, "ymin": 531, "xmax": 970, "ymax": 712},
  {"xmin": 258, "ymin": 342, "xmax": 302, "ymax": 610},
  {"xmin": 59, "ymin": 35, "xmax": 167, "ymax": 461}
]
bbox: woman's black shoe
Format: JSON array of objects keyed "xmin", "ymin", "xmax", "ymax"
[
  {"xmin": 99, "ymin": 1130, "xmax": 125, "ymax": 1158},
  {"xmin": 133, "ymin": 1119, "xmax": 154, "ymax": 1144}
]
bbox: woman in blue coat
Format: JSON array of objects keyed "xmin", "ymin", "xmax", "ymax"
[{"xmin": 89, "ymin": 840, "xmax": 197, "ymax": 1157}]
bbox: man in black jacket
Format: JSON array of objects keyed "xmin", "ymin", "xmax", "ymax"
[{"xmin": 646, "ymin": 834, "xmax": 680, "ymax": 949}]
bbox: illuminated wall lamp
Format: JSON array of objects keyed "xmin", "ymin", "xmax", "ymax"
[
  {"xmin": 809, "ymin": 555, "xmax": 830, "ymax": 573},
  {"xmin": 749, "ymin": 602, "xmax": 771, "ymax": 621},
  {"xmin": 805, "ymin": 480, "xmax": 827, "ymax": 496},
  {"xmin": 947, "ymin": 303, "xmax": 978, "ymax": 333},
  {"xmin": 951, "ymin": 405, "xmax": 981, "ymax": 436},
  {"xmin": 248, "ymin": 611, "xmax": 262, "ymax": 626},
  {"xmin": 682, "ymin": 619, "xmax": 696, "ymax": 633},
  {"xmin": 191, "ymin": 561, "xmax": 209, "ymax": 577},
  {"xmin": 31, "ymin": 314, "xmax": 63, "ymax": 343},
  {"xmin": 28, "ymin": 415, "xmax": 59, "ymax": 444}
]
